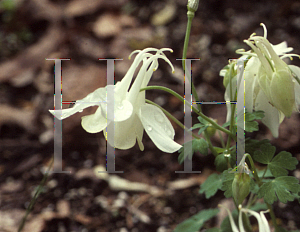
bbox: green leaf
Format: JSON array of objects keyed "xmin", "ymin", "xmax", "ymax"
[
  {"xmin": 178, "ymin": 138, "xmax": 208, "ymax": 164},
  {"xmin": 199, "ymin": 173, "xmax": 222, "ymax": 199},
  {"xmin": 254, "ymin": 144, "xmax": 298, "ymax": 177},
  {"xmin": 245, "ymin": 120, "xmax": 259, "ymax": 132},
  {"xmin": 190, "ymin": 116, "xmax": 211, "ymax": 135},
  {"xmin": 193, "ymin": 138, "xmax": 209, "ymax": 156},
  {"xmin": 253, "ymin": 143, "xmax": 276, "ymax": 164},
  {"xmin": 245, "ymin": 112, "xmax": 255, "ymax": 121},
  {"xmin": 197, "ymin": 116, "xmax": 210, "ymax": 125},
  {"xmin": 257, "ymin": 168, "xmax": 273, "ymax": 178},
  {"xmin": 268, "ymin": 151, "xmax": 298, "ymax": 177},
  {"xmin": 244, "ymin": 110, "xmax": 265, "ymax": 132},
  {"xmin": 190, "ymin": 123, "xmax": 208, "ymax": 135},
  {"xmin": 174, "ymin": 209, "xmax": 219, "ymax": 232},
  {"xmin": 245, "ymin": 138, "xmax": 270, "ymax": 156},
  {"xmin": 213, "ymin": 147, "xmax": 226, "ymax": 154},
  {"xmin": 220, "ymin": 169, "xmax": 235, "ymax": 198},
  {"xmin": 223, "ymin": 110, "xmax": 264, "ymax": 132},
  {"xmin": 258, "ymin": 176, "xmax": 300, "ymax": 204},
  {"xmin": 190, "ymin": 123, "xmax": 205, "ymax": 131},
  {"xmin": 252, "ymin": 110, "xmax": 265, "ymax": 119},
  {"xmin": 249, "ymin": 178, "xmax": 259, "ymax": 194},
  {"xmin": 277, "ymin": 227, "xmax": 289, "ymax": 232},
  {"xmin": 222, "ymin": 121, "xmax": 230, "ymax": 128},
  {"xmin": 205, "ymin": 228, "xmax": 221, "ymax": 232},
  {"xmin": 249, "ymin": 202, "xmax": 268, "ymax": 212}
]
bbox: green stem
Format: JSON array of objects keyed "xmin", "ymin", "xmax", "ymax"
[
  {"xmin": 140, "ymin": 86, "xmax": 236, "ymax": 140},
  {"xmin": 182, "ymin": 10, "xmax": 202, "ymax": 113},
  {"xmin": 246, "ymin": 192, "xmax": 255, "ymax": 208},
  {"xmin": 245, "ymin": 154, "xmax": 261, "ymax": 185},
  {"xmin": 245, "ymin": 154, "xmax": 279, "ymax": 231},
  {"xmin": 141, "ymin": 86, "xmax": 184, "ymax": 104},
  {"xmin": 18, "ymin": 158, "xmax": 53, "ymax": 232},
  {"xmin": 182, "ymin": 6, "xmax": 220, "ymax": 156},
  {"xmin": 218, "ymin": 130, "xmax": 226, "ymax": 149},
  {"xmin": 225, "ymin": 76, "xmax": 237, "ymax": 167},
  {"xmin": 261, "ymin": 167, "xmax": 268, "ymax": 179},
  {"xmin": 242, "ymin": 211, "xmax": 253, "ymax": 232},
  {"xmin": 266, "ymin": 203, "xmax": 279, "ymax": 232}
]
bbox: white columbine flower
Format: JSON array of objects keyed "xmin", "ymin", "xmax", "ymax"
[
  {"xmin": 221, "ymin": 23, "xmax": 300, "ymax": 137},
  {"xmin": 49, "ymin": 48, "xmax": 182, "ymax": 153},
  {"xmin": 219, "ymin": 204, "xmax": 271, "ymax": 232}
]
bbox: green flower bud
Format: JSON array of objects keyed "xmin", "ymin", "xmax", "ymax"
[
  {"xmin": 187, "ymin": 0, "xmax": 199, "ymax": 13},
  {"xmin": 205, "ymin": 118, "xmax": 217, "ymax": 138},
  {"xmin": 222, "ymin": 60, "xmax": 237, "ymax": 88},
  {"xmin": 231, "ymin": 155, "xmax": 251, "ymax": 205},
  {"xmin": 232, "ymin": 172, "xmax": 251, "ymax": 205}
]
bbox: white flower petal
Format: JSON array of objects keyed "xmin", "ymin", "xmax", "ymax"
[
  {"xmin": 272, "ymin": 41, "xmax": 293, "ymax": 55},
  {"xmin": 81, "ymin": 106, "xmax": 107, "ymax": 133},
  {"xmin": 219, "ymin": 204, "xmax": 239, "ymax": 232},
  {"xmin": 49, "ymin": 87, "xmax": 106, "ymax": 120},
  {"xmin": 219, "ymin": 68, "xmax": 227, "ymax": 77},
  {"xmin": 95, "ymin": 84, "xmax": 133, "ymax": 122},
  {"xmin": 289, "ymin": 65, "xmax": 300, "ymax": 107},
  {"xmin": 240, "ymin": 208, "xmax": 265, "ymax": 232},
  {"xmin": 238, "ymin": 206, "xmax": 246, "ymax": 232},
  {"xmin": 255, "ymin": 90, "xmax": 281, "ymax": 137},
  {"xmin": 135, "ymin": 115, "xmax": 145, "ymax": 151},
  {"xmin": 260, "ymin": 210, "xmax": 271, "ymax": 232},
  {"xmin": 269, "ymin": 69, "xmax": 295, "ymax": 117},
  {"xmin": 244, "ymin": 57, "xmax": 260, "ymax": 113},
  {"xmin": 106, "ymin": 114, "xmax": 143, "ymax": 150},
  {"xmin": 139, "ymin": 104, "xmax": 182, "ymax": 153}
]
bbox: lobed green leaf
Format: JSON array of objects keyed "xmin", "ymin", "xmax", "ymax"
[
  {"xmin": 173, "ymin": 209, "xmax": 219, "ymax": 232},
  {"xmin": 199, "ymin": 173, "xmax": 223, "ymax": 199},
  {"xmin": 258, "ymin": 176, "xmax": 300, "ymax": 204}
]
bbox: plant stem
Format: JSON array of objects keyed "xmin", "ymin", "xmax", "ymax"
[
  {"xmin": 266, "ymin": 202, "xmax": 279, "ymax": 232},
  {"xmin": 245, "ymin": 154, "xmax": 279, "ymax": 231},
  {"xmin": 140, "ymin": 86, "xmax": 236, "ymax": 140},
  {"xmin": 182, "ymin": 9, "xmax": 202, "ymax": 113},
  {"xmin": 18, "ymin": 158, "xmax": 53, "ymax": 232}
]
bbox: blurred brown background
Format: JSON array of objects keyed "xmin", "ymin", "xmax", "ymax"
[{"xmin": 0, "ymin": 0, "xmax": 300, "ymax": 231}]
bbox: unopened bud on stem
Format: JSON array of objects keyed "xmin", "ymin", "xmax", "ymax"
[{"xmin": 187, "ymin": 0, "xmax": 199, "ymax": 13}]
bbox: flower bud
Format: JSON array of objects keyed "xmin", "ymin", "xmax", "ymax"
[
  {"xmin": 232, "ymin": 172, "xmax": 251, "ymax": 205},
  {"xmin": 187, "ymin": 0, "xmax": 199, "ymax": 13},
  {"xmin": 205, "ymin": 118, "xmax": 217, "ymax": 138},
  {"xmin": 222, "ymin": 60, "xmax": 237, "ymax": 88}
]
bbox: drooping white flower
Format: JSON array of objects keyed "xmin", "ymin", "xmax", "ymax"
[
  {"xmin": 221, "ymin": 23, "xmax": 300, "ymax": 137},
  {"xmin": 219, "ymin": 204, "xmax": 271, "ymax": 232},
  {"xmin": 49, "ymin": 48, "xmax": 182, "ymax": 153}
]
